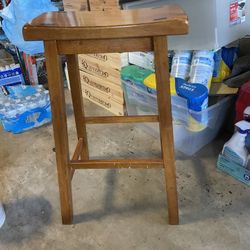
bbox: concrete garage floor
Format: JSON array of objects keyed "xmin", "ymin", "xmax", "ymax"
[{"xmin": 0, "ymin": 92, "xmax": 250, "ymax": 250}]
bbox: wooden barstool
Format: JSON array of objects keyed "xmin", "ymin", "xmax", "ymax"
[{"xmin": 23, "ymin": 5, "xmax": 188, "ymax": 225}]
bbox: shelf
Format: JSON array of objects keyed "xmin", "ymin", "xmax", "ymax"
[{"xmin": 209, "ymin": 82, "xmax": 238, "ymax": 95}]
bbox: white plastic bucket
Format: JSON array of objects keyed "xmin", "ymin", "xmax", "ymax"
[{"xmin": 0, "ymin": 202, "xmax": 6, "ymax": 228}]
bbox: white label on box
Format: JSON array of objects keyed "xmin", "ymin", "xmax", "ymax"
[
  {"xmin": 128, "ymin": 52, "xmax": 155, "ymax": 71},
  {"xmin": 121, "ymin": 53, "xmax": 129, "ymax": 67}
]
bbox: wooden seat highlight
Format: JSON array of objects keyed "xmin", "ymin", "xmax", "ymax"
[{"xmin": 23, "ymin": 5, "xmax": 188, "ymax": 225}]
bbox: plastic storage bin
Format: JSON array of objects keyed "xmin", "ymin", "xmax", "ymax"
[
  {"xmin": 122, "ymin": 0, "xmax": 250, "ymax": 50},
  {"xmin": 123, "ymin": 80, "xmax": 232, "ymax": 155}
]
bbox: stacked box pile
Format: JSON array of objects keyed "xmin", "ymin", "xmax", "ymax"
[
  {"xmin": 64, "ymin": 0, "xmax": 126, "ymax": 116},
  {"xmin": 63, "ymin": 0, "xmax": 120, "ymax": 12},
  {"xmin": 78, "ymin": 53, "xmax": 127, "ymax": 116}
]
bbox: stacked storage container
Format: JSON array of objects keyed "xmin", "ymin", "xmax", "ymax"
[{"xmin": 122, "ymin": 64, "xmax": 233, "ymax": 156}]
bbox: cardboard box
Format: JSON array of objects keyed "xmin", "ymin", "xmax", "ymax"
[
  {"xmin": 63, "ymin": 0, "xmax": 89, "ymax": 11},
  {"xmin": 217, "ymin": 154, "xmax": 250, "ymax": 186},
  {"xmin": 83, "ymin": 53, "xmax": 122, "ymax": 69},
  {"xmin": 79, "ymin": 70, "xmax": 124, "ymax": 104},
  {"xmin": 89, "ymin": 0, "xmax": 120, "ymax": 11},
  {"xmin": 209, "ymin": 82, "xmax": 238, "ymax": 95},
  {"xmin": 78, "ymin": 54, "xmax": 121, "ymax": 85},
  {"xmin": 128, "ymin": 52, "xmax": 155, "ymax": 71},
  {"xmin": 63, "ymin": 0, "xmax": 120, "ymax": 12},
  {"xmin": 85, "ymin": 53, "xmax": 128, "ymax": 68},
  {"xmin": 22, "ymin": 53, "xmax": 47, "ymax": 85},
  {"xmin": 82, "ymin": 83, "xmax": 124, "ymax": 116},
  {"xmin": 121, "ymin": 53, "xmax": 129, "ymax": 67}
]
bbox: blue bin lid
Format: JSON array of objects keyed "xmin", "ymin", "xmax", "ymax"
[{"xmin": 175, "ymin": 78, "xmax": 208, "ymax": 111}]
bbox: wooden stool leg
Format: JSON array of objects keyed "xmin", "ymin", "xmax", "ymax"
[
  {"xmin": 45, "ymin": 41, "xmax": 73, "ymax": 224},
  {"xmin": 153, "ymin": 36, "xmax": 179, "ymax": 225},
  {"xmin": 66, "ymin": 55, "xmax": 89, "ymax": 160}
]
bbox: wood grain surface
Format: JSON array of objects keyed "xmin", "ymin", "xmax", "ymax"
[{"xmin": 23, "ymin": 5, "xmax": 188, "ymax": 40}]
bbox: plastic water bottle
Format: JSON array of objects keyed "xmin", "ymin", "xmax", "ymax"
[
  {"xmin": 0, "ymin": 85, "xmax": 52, "ymax": 133},
  {"xmin": 0, "ymin": 107, "xmax": 5, "ymax": 119},
  {"xmin": 222, "ymin": 121, "xmax": 250, "ymax": 166},
  {"xmin": 45, "ymin": 90, "xmax": 50, "ymax": 104},
  {"xmin": 0, "ymin": 202, "xmax": 5, "ymax": 228},
  {"xmin": 0, "ymin": 99, "xmax": 5, "ymax": 110},
  {"xmin": 189, "ymin": 50, "xmax": 215, "ymax": 90},
  {"xmin": 246, "ymin": 129, "xmax": 250, "ymax": 170},
  {"xmin": 23, "ymin": 91, "xmax": 50, "ymax": 126},
  {"xmin": 246, "ymin": 133, "xmax": 250, "ymax": 152},
  {"xmin": 171, "ymin": 50, "xmax": 193, "ymax": 80},
  {"xmin": 35, "ymin": 91, "xmax": 49, "ymax": 108},
  {"xmin": 5, "ymin": 105, "xmax": 18, "ymax": 119},
  {"xmin": 247, "ymin": 155, "xmax": 250, "ymax": 170},
  {"xmin": 244, "ymin": 107, "xmax": 250, "ymax": 122},
  {"xmin": 2, "ymin": 102, "xmax": 15, "ymax": 118}
]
